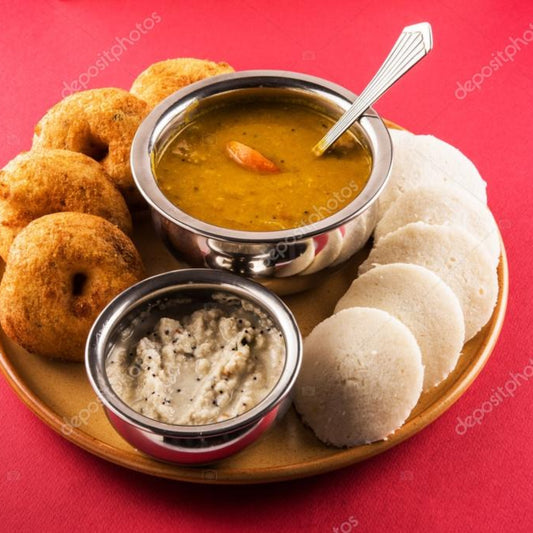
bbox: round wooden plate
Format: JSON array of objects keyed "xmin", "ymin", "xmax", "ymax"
[{"xmin": 0, "ymin": 122, "xmax": 509, "ymax": 484}]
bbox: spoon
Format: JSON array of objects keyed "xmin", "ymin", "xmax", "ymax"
[{"xmin": 312, "ymin": 22, "xmax": 433, "ymax": 157}]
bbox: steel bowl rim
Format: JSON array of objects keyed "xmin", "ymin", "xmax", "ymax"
[
  {"xmin": 131, "ymin": 69, "xmax": 392, "ymax": 244},
  {"xmin": 85, "ymin": 268, "xmax": 302, "ymax": 438}
]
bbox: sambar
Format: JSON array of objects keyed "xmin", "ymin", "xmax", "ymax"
[{"xmin": 154, "ymin": 99, "xmax": 372, "ymax": 232}]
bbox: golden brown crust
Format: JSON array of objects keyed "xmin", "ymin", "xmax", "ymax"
[
  {"xmin": 0, "ymin": 149, "xmax": 132, "ymax": 261},
  {"xmin": 0, "ymin": 213, "xmax": 144, "ymax": 361},
  {"xmin": 130, "ymin": 58, "xmax": 234, "ymax": 109},
  {"xmin": 32, "ymin": 88, "xmax": 149, "ymax": 207}
]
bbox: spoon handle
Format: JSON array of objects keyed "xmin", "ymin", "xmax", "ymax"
[{"xmin": 313, "ymin": 22, "xmax": 433, "ymax": 156}]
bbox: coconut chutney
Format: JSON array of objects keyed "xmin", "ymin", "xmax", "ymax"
[{"xmin": 106, "ymin": 297, "xmax": 285, "ymax": 425}]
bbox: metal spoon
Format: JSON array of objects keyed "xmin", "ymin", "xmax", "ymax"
[{"xmin": 312, "ymin": 22, "xmax": 433, "ymax": 156}]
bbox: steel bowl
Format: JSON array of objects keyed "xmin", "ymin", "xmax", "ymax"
[
  {"xmin": 131, "ymin": 70, "xmax": 393, "ymax": 294},
  {"xmin": 85, "ymin": 268, "xmax": 302, "ymax": 465}
]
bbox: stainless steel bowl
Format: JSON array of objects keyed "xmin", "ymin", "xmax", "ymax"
[
  {"xmin": 131, "ymin": 70, "xmax": 393, "ymax": 294},
  {"xmin": 85, "ymin": 269, "xmax": 302, "ymax": 465}
]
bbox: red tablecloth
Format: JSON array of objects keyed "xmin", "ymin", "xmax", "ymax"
[{"xmin": 1, "ymin": 1, "xmax": 532, "ymax": 531}]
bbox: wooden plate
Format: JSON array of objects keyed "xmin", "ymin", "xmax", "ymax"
[{"xmin": 0, "ymin": 123, "xmax": 509, "ymax": 484}]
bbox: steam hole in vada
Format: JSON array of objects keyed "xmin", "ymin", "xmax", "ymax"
[
  {"xmin": 71, "ymin": 273, "xmax": 88, "ymax": 296},
  {"xmin": 0, "ymin": 212, "xmax": 145, "ymax": 361},
  {"xmin": 31, "ymin": 88, "xmax": 149, "ymax": 206},
  {"xmin": 82, "ymin": 136, "xmax": 109, "ymax": 163}
]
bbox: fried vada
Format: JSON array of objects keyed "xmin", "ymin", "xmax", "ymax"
[
  {"xmin": 130, "ymin": 58, "xmax": 234, "ymax": 109},
  {"xmin": 0, "ymin": 149, "xmax": 132, "ymax": 261},
  {"xmin": 32, "ymin": 88, "xmax": 149, "ymax": 207},
  {"xmin": 0, "ymin": 213, "xmax": 144, "ymax": 361}
]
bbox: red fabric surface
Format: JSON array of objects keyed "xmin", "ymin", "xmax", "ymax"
[{"xmin": 1, "ymin": 1, "xmax": 532, "ymax": 531}]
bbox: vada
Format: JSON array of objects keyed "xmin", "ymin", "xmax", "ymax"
[
  {"xmin": 0, "ymin": 213, "xmax": 144, "ymax": 361},
  {"xmin": 130, "ymin": 58, "xmax": 234, "ymax": 109},
  {"xmin": 0, "ymin": 149, "xmax": 132, "ymax": 261},
  {"xmin": 32, "ymin": 88, "xmax": 149, "ymax": 207}
]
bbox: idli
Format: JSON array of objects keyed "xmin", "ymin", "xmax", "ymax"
[
  {"xmin": 335, "ymin": 263, "xmax": 465, "ymax": 390},
  {"xmin": 379, "ymin": 129, "xmax": 487, "ymax": 218},
  {"xmin": 294, "ymin": 307, "xmax": 423, "ymax": 447},
  {"xmin": 374, "ymin": 185, "xmax": 500, "ymax": 267},
  {"xmin": 359, "ymin": 222, "xmax": 498, "ymax": 340}
]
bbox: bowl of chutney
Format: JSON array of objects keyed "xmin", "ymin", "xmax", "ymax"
[{"xmin": 131, "ymin": 70, "xmax": 393, "ymax": 294}]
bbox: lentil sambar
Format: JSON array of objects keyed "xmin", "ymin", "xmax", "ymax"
[{"xmin": 154, "ymin": 99, "xmax": 372, "ymax": 231}]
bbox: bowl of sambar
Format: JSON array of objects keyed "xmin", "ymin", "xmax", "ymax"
[{"xmin": 131, "ymin": 70, "xmax": 393, "ymax": 294}]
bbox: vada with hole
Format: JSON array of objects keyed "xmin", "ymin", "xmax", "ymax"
[
  {"xmin": 32, "ymin": 88, "xmax": 149, "ymax": 207},
  {"xmin": 0, "ymin": 212, "xmax": 144, "ymax": 361},
  {"xmin": 0, "ymin": 149, "xmax": 132, "ymax": 261}
]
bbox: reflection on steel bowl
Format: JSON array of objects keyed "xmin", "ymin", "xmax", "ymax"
[
  {"xmin": 131, "ymin": 71, "xmax": 392, "ymax": 294},
  {"xmin": 85, "ymin": 269, "xmax": 302, "ymax": 465}
]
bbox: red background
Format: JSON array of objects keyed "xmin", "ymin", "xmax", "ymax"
[{"xmin": 1, "ymin": 1, "xmax": 532, "ymax": 531}]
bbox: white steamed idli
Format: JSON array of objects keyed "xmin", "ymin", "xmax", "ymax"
[
  {"xmin": 335, "ymin": 263, "xmax": 465, "ymax": 390},
  {"xmin": 359, "ymin": 222, "xmax": 498, "ymax": 341},
  {"xmin": 294, "ymin": 307, "xmax": 423, "ymax": 447},
  {"xmin": 374, "ymin": 184, "xmax": 500, "ymax": 267},
  {"xmin": 378, "ymin": 129, "xmax": 487, "ymax": 218}
]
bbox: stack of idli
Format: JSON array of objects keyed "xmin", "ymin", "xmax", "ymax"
[
  {"xmin": 294, "ymin": 128, "xmax": 500, "ymax": 449},
  {"xmin": 294, "ymin": 307, "xmax": 424, "ymax": 447},
  {"xmin": 336, "ymin": 263, "xmax": 465, "ymax": 391},
  {"xmin": 374, "ymin": 184, "xmax": 500, "ymax": 267},
  {"xmin": 377, "ymin": 129, "xmax": 487, "ymax": 218},
  {"xmin": 359, "ymin": 222, "xmax": 497, "ymax": 340}
]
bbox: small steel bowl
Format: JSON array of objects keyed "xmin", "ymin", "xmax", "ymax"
[
  {"xmin": 131, "ymin": 70, "xmax": 393, "ymax": 294},
  {"xmin": 85, "ymin": 269, "xmax": 302, "ymax": 465}
]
